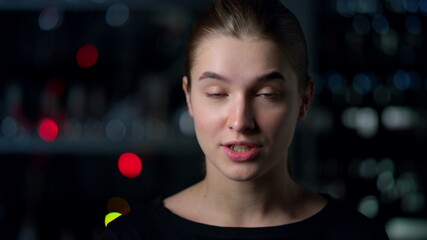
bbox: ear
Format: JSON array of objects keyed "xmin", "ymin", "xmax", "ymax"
[
  {"xmin": 298, "ymin": 79, "xmax": 315, "ymax": 121},
  {"xmin": 182, "ymin": 76, "xmax": 194, "ymax": 117}
]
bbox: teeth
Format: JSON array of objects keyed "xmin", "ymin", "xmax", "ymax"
[{"xmin": 230, "ymin": 145, "xmax": 252, "ymax": 152}]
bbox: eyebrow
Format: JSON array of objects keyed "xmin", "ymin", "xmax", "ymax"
[{"xmin": 198, "ymin": 71, "xmax": 286, "ymax": 83}]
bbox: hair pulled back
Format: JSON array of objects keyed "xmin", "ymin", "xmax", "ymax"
[{"xmin": 185, "ymin": 0, "xmax": 310, "ymax": 90}]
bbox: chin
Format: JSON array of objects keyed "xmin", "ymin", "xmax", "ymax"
[{"xmin": 221, "ymin": 165, "xmax": 263, "ymax": 182}]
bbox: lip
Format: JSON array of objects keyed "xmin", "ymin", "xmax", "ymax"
[{"xmin": 222, "ymin": 141, "xmax": 262, "ymax": 162}]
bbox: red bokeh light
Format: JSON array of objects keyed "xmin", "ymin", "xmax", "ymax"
[
  {"xmin": 118, "ymin": 153, "xmax": 143, "ymax": 178},
  {"xmin": 76, "ymin": 44, "xmax": 98, "ymax": 68},
  {"xmin": 38, "ymin": 118, "xmax": 59, "ymax": 142}
]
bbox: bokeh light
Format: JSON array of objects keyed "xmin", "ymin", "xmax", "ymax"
[
  {"xmin": 386, "ymin": 218, "xmax": 427, "ymax": 240},
  {"xmin": 353, "ymin": 73, "xmax": 373, "ymax": 94},
  {"xmin": 179, "ymin": 110, "xmax": 195, "ymax": 136},
  {"xmin": 359, "ymin": 158, "xmax": 378, "ymax": 180},
  {"xmin": 372, "ymin": 14, "xmax": 390, "ymax": 34},
  {"xmin": 382, "ymin": 106, "xmax": 417, "ymax": 130},
  {"xmin": 420, "ymin": 0, "xmax": 427, "ymax": 14},
  {"xmin": 107, "ymin": 197, "xmax": 131, "ymax": 214},
  {"xmin": 408, "ymin": 71, "xmax": 421, "ymax": 90},
  {"xmin": 63, "ymin": 119, "xmax": 83, "ymax": 139},
  {"xmin": 106, "ymin": 3, "xmax": 130, "ymax": 27},
  {"xmin": 38, "ymin": 118, "xmax": 59, "ymax": 142},
  {"xmin": 378, "ymin": 158, "xmax": 395, "ymax": 174},
  {"xmin": 39, "ymin": 6, "xmax": 62, "ymax": 31},
  {"xmin": 377, "ymin": 170, "xmax": 395, "ymax": 193},
  {"xmin": 377, "ymin": 29, "xmax": 399, "ymax": 55},
  {"xmin": 387, "ymin": 0, "xmax": 405, "ymax": 13},
  {"xmin": 341, "ymin": 107, "xmax": 378, "ymax": 138},
  {"xmin": 327, "ymin": 71, "xmax": 348, "ymax": 94},
  {"xmin": 335, "ymin": 0, "xmax": 356, "ymax": 17},
  {"xmin": 76, "ymin": 44, "xmax": 99, "ymax": 68},
  {"xmin": 106, "ymin": 119, "xmax": 127, "ymax": 141},
  {"xmin": 358, "ymin": 195, "xmax": 379, "ymax": 218},
  {"xmin": 1, "ymin": 117, "xmax": 18, "ymax": 138},
  {"xmin": 104, "ymin": 212, "xmax": 122, "ymax": 227},
  {"xmin": 392, "ymin": 70, "xmax": 411, "ymax": 91},
  {"xmin": 403, "ymin": 0, "xmax": 419, "ymax": 12},
  {"xmin": 118, "ymin": 152, "xmax": 143, "ymax": 178}
]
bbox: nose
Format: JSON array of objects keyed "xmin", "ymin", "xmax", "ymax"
[{"xmin": 227, "ymin": 95, "xmax": 255, "ymax": 133}]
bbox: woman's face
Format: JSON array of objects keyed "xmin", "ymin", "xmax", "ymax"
[{"xmin": 184, "ymin": 36, "xmax": 312, "ymax": 182}]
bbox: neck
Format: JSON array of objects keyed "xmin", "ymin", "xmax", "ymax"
[{"xmin": 197, "ymin": 159, "xmax": 304, "ymax": 227}]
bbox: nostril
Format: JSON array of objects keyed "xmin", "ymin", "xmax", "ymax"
[{"xmin": 228, "ymin": 116, "xmax": 255, "ymax": 132}]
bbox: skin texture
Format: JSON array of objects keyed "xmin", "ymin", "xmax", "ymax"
[{"xmin": 164, "ymin": 36, "xmax": 324, "ymax": 228}]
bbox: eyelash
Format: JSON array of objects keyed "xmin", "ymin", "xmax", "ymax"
[
  {"xmin": 257, "ymin": 93, "xmax": 283, "ymax": 99},
  {"xmin": 206, "ymin": 93, "xmax": 227, "ymax": 98},
  {"xmin": 206, "ymin": 92, "xmax": 283, "ymax": 99}
]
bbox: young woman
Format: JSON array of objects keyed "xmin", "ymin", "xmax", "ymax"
[{"xmin": 104, "ymin": 0, "xmax": 389, "ymax": 239}]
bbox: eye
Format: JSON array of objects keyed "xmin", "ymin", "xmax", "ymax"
[
  {"xmin": 206, "ymin": 93, "xmax": 228, "ymax": 98},
  {"xmin": 257, "ymin": 92, "xmax": 283, "ymax": 99}
]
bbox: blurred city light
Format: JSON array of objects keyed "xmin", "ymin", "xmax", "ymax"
[
  {"xmin": 106, "ymin": 119, "xmax": 127, "ymax": 141},
  {"xmin": 178, "ymin": 110, "xmax": 195, "ymax": 136},
  {"xmin": 392, "ymin": 70, "xmax": 411, "ymax": 91},
  {"xmin": 382, "ymin": 106, "xmax": 417, "ymax": 130},
  {"xmin": 118, "ymin": 152, "xmax": 143, "ymax": 178},
  {"xmin": 327, "ymin": 71, "xmax": 348, "ymax": 94},
  {"xmin": 420, "ymin": 0, "xmax": 427, "ymax": 14},
  {"xmin": 380, "ymin": 30, "xmax": 399, "ymax": 56},
  {"xmin": 63, "ymin": 119, "xmax": 83, "ymax": 139},
  {"xmin": 106, "ymin": 3, "xmax": 130, "ymax": 27},
  {"xmin": 104, "ymin": 212, "xmax": 122, "ymax": 227},
  {"xmin": 387, "ymin": 0, "xmax": 405, "ymax": 13},
  {"xmin": 39, "ymin": 6, "xmax": 62, "ymax": 31},
  {"xmin": 107, "ymin": 197, "xmax": 130, "ymax": 215},
  {"xmin": 38, "ymin": 118, "xmax": 59, "ymax": 142},
  {"xmin": 353, "ymin": 73, "xmax": 374, "ymax": 94},
  {"xmin": 76, "ymin": 44, "xmax": 99, "ymax": 69},
  {"xmin": 1, "ymin": 117, "xmax": 18, "ymax": 138},
  {"xmin": 359, "ymin": 158, "xmax": 378, "ymax": 180},
  {"xmin": 372, "ymin": 14, "xmax": 390, "ymax": 34},
  {"xmin": 403, "ymin": 0, "xmax": 419, "ymax": 12},
  {"xmin": 408, "ymin": 71, "xmax": 422, "ymax": 90},
  {"xmin": 341, "ymin": 107, "xmax": 379, "ymax": 138},
  {"xmin": 386, "ymin": 218, "xmax": 427, "ymax": 240},
  {"xmin": 377, "ymin": 170, "xmax": 395, "ymax": 193},
  {"xmin": 358, "ymin": 195, "xmax": 379, "ymax": 218},
  {"xmin": 0, "ymin": 1, "xmax": 425, "ymax": 239}
]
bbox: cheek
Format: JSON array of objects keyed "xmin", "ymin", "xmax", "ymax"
[
  {"xmin": 192, "ymin": 103, "xmax": 224, "ymax": 136},
  {"xmin": 257, "ymin": 104, "xmax": 299, "ymax": 139}
]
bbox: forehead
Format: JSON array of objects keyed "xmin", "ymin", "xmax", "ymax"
[{"xmin": 192, "ymin": 36, "xmax": 296, "ymax": 82}]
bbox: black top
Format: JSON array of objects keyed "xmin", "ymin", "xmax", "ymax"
[{"xmin": 103, "ymin": 196, "xmax": 389, "ymax": 240}]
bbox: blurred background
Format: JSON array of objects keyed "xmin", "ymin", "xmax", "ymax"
[{"xmin": 0, "ymin": 0, "xmax": 426, "ymax": 239}]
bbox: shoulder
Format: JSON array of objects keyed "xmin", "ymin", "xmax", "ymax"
[
  {"xmin": 103, "ymin": 198, "xmax": 162, "ymax": 240},
  {"xmin": 318, "ymin": 196, "xmax": 389, "ymax": 240}
]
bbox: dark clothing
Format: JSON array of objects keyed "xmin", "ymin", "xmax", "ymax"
[{"xmin": 103, "ymin": 196, "xmax": 389, "ymax": 240}]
